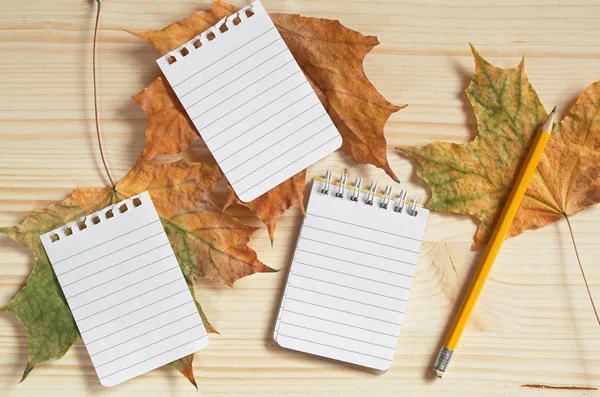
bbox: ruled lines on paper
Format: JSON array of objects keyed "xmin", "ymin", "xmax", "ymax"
[
  {"xmin": 157, "ymin": 1, "xmax": 342, "ymax": 202},
  {"xmin": 41, "ymin": 192, "xmax": 208, "ymax": 387},
  {"xmin": 274, "ymin": 181, "xmax": 429, "ymax": 371}
]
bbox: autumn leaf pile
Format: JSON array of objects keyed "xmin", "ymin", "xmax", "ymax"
[
  {"xmin": 131, "ymin": 1, "xmax": 403, "ymax": 241},
  {"xmin": 0, "ymin": 0, "xmax": 402, "ymax": 386}
]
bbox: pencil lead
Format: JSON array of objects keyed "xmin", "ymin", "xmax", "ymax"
[{"xmin": 542, "ymin": 106, "xmax": 557, "ymax": 132}]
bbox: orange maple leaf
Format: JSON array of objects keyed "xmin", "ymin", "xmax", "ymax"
[
  {"xmin": 224, "ymin": 170, "xmax": 306, "ymax": 243},
  {"xmin": 129, "ymin": 0, "xmax": 403, "ymax": 240}
]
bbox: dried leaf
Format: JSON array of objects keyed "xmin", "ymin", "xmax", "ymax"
[
  {"xmin": 132, "ymin": 77, "xmax": 200, "ymax": 160},
  {"xmin": 270, "ymin": 12, "xmax": 405, "ymax": 181},
  {"xmin": 1, "ymin": 188, "xmax": 118, "ymax": 382},
  {"xmin": 168, "ymin": 353, "xmax": 197, "ymax": 389},
  {"xmin": 128, "ymin": 1, "xmax": 239, "ymax": 160},
  {"xmin": 398, "ymin": 45, "xmax": 600, "ymax": 249},
  {"xmin": 119, "ymin": 158, "xmax": 275, "ymax": 286},
  {"xmin": 0, "ymin": 158, "xmax": 271, "ymax": 383},
  {"xmin": 130, "ymin": 1, "xmax": 403, "ymax": 240},
  {"xmin": 223, "ymin": 170, "xmax": 306, "ymax": 243},
  {"xmin": 132, "ymin": 2, "xmax": 403, "ymax": 178},
  {"xmin": 541, "ymin": 82, "xmax": 600, "ymax": 215},
  {"xmin": 127, "ymin": 1, "xmax": 239, "ymax": 57}
]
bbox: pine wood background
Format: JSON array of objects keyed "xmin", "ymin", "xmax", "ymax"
[{"xmin": 0, "ymin": 0, "xmax": 599, "ymax": 395}]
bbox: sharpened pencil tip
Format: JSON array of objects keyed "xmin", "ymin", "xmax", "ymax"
[{"xmin": 542, "ymin": 106, "xmax": 557, "ymax": 132}]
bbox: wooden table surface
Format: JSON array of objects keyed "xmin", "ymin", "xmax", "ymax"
[{"xmin": 1, "ymin": 0, "xmax": 599, "ymax": 395}]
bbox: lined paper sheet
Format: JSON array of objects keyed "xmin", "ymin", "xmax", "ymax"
[
  {"xmin": 157, "ymin": 0, "xmax": 342, "ymax": 202},
  {"xmin": 40, "ymin": 192, "xmax": 208, "ymax": 387},
  {"xmin": 273, "ymin": 180, "xmax": 429, "ymax": 371}
]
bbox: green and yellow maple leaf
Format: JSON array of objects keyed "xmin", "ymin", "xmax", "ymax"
[
  {"xmin": 398, "ymin": 45, "xmax": 600, "ymax": 249},
  {"xmin": 0, "ymin": 158, "xmax": 273, "ymax": 385}
]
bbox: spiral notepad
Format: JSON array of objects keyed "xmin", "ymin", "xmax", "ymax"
[
  {"xmin": 157, "ymin": 0, "xmax": 342, "ymax": 203},
  {"xmin": 40, "ymin": 192, "xmax": 209, "ymax": 387},
  {"xmin": 273, "ymin": 172, "xmax": 429, "ymax": 371}
]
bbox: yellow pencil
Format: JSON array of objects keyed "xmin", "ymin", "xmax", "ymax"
[{"xmin": 433, "ymin": 107, "xmax": 557, "ymax": 378}]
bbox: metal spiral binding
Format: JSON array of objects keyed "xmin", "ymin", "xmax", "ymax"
[
  {"xmin": 380, "ymin": 186, "xmax": 393, "ymax": 209},
  {"xmin": 335, "ymin": 173, "xmax": 347, "ymax": 198},
  {"xmin": 321, "ymin": 170, "xmax": 333, "ymax": 194},
  {"xmin": 349, "ymin": 177, "xmax": 362, "ymax": 202},
  {"xmin": 319, "ymin": 171, "xmax": 421, "ymax": 217},
  {"xmin": 394, "ymin": 189, "xmax": 408, "ymax": 213},
  {"xmin": 365, "ymin": 181, "xmax": 378, "ymax": 206},
  {"xmin": 408, "ymin": 195, "xmax": 422, "ymax": 216}
]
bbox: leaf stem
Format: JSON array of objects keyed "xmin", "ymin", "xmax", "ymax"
[
  {"xmin": 93, "ymin": 0, "xmax": 115, "ymax": 189},
  {"xmin": 563, "ymin": 212, "xmax": 600, "ymax": 326}
]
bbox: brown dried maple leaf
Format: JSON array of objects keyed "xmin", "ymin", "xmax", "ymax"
[
  {"xmin": 130, "ymin": 0, "xmax": 403, "ymax": 240},
  {"xmin": 269, "ymin": 12, "xmax": 405, "ymax": 181},
  {"xmin": 119, "ymin": 158, "xmax": 274, "ymax": 286},
  {"xmin": 0, "ymin": 157, "xmax": 273, "ymax": 385},
  {"xmin": 132, "ymin": 77, "xmax": 200, "ymax": 160},
  {"xmin": 128, "ymin": 1, "xmax": 242, "ymax": 159},
  {"xmin": 223, "ymin": 170, "xmax": 306, "ymax": 244},
  {"xmin": 398, "ymin": 46, "xmax": 600, "ymax": 249}
]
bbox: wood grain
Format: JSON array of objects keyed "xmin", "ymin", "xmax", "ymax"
[{"xmin": 0, "ymin": 0, "xmax": 599, "ymax": 395}]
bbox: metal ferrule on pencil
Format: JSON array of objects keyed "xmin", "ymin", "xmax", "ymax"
[
  {"xmin": 433, "ymin": 347, "xmax": 454, "ymax": 377},
  {"xmin": 430, "ymin": 107, "xmax": 557, "ymax": 378}
]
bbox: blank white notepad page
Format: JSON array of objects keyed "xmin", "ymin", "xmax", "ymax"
[
  {"xmin": 274, "ymin": 180, "xmax": 429, "ymax": 370},
  {"xmin": 157, "ymin": 0, "xmax": 342, "ymax": 202},
  {"xmin": 41, "ymin": 192, "xmax": 208, "ymax": 387}
]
